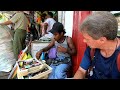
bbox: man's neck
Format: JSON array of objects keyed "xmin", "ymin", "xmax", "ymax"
[
  {"xmin": 58, "ymin": 36, "xmax": 65, "ymax": 43},
  {"xmin": 100, "ymin": 38, "xmax": 119, "ymax": 58}
]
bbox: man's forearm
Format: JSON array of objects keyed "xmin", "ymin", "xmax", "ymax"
[
  {"xmin": 67, "ymin": 48, "xmax": 76, "ymax": 55},
  {"xmin": 0, "ymin": 20, "xmax": 12, "ymax": 25},
  {"xmin": 42, "ymin": 46, "xmax": 51, "ymax": 52},
  {"xmin": 73, "ymin": 69, "xmax": 85, "ymax": 79},
  {"xmin": 44, "ymin": 24, "xmax": 47, "ymax": 34}
]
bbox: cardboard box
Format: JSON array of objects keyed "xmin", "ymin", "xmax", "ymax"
[{"xmin": 16, "ymin": 59, "xmax": 52, "ymax": 79}]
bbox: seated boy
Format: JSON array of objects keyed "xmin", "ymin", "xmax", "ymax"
[{"xmin": 36, "ymin": 22, "xmax": 76, "ymax": 79}]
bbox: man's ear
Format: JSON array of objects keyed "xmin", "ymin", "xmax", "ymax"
[
  {"xmin": 61, "ymin": 32, "xmax": 64, "ymax": 36},
  {"xmin": 99, "ymin": 37, "xmax": 107, "ymax": 43}
]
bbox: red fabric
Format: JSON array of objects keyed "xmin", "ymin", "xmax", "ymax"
[
  {"xmin": 72, "ymin": 11, "xmax": 92, "ymax": 75},
  {"xmin": 117, "ymin": 52, "xmax": 120, "ymax": 72}
]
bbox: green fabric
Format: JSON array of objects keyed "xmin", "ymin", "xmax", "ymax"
[{"xmin": 13, "ymin": 29, "xmax": 26, "ymax": 60}]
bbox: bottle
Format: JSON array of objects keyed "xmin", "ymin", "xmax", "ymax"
[{"xmin": 40, "ymin": 52, "xmax": 45, "ymax": 60}]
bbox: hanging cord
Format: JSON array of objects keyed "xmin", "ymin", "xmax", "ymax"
[{"xmin": 116, "ymin": 37, "xmax": 120, "ymax": 50}]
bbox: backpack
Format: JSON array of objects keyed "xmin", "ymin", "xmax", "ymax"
[{"xmin": 90, "ymin": 47, "xmax": 120, "ymax": 73}]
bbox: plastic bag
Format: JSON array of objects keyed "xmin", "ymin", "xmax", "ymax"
[
  {"xmin": 48, "ymin": 47, "xmax": 57, "ymax": 59},
  {"xmin": 0, "ymin": 25, "xmax": 15, "ymax": 72}
]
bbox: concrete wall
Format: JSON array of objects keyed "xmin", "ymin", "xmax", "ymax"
[{"xmin": 58, "ymin": 11, "xmax": 73, "ymax": 37}]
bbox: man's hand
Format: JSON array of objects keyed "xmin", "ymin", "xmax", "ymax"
[
  {"xmin": 36, "ymin": 50, "xmax": 43, "ymax": 60},
  {"xmin": 0, "ymin": 20, "xmax": 13, "ymax": 25}
]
